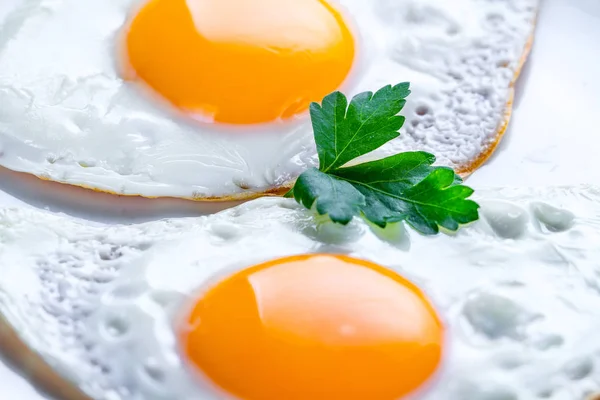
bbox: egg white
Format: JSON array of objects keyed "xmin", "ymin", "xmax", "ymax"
[
  {"xmin": 0, "ymin": 186, "xmax": 599, "ymax": 400},
  {"xmin": 0, "ymin": 0, "xmax": 537, "ymax": 199}
]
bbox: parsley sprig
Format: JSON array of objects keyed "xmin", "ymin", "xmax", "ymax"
[{"xmin": 287, "ymin": 83, "xmax": 480, "ymax": 235}]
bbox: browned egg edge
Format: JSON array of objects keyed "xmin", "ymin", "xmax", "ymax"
[
  {"xmin": 0, "ymin": 315, "xmax": 92, "ymax": 400},
  {"xmin": 457, "ymin": 23, "xmax": 536, "ymax": 179}
]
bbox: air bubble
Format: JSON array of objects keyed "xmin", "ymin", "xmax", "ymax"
[
  {"xmin": 476, "ymin": 87, "xmax": 492, "ymax": 100},
  {"xmin": 99, "ymin": 246, "xmax": 123, "ymax": 261},
  {"xmin": 107, "ymin": 283, "xmax": 145, "ymax": 302},
  {"xmin": 211, "ymin": 222, "xmax": 243, "ymax": 241},
  {"xmin": 531, "ymin": 202, "xmax": 575, "ymax": 233},
  {"xmin": 105, "ymin": 316, "xmax": 129, "ymax": 338},
  {"xmin": 143, "ymin": 359, "xmax": 166, "ymax": 383},
  {"xmin": 446, "ymin": 25, "xmax": 460, "ymax": 36},
  {"xmin": 463, "ymin": 293, "xmax": 535, "ymax": 340},
  {"xmin": 564, "ymin": 357, "xmax": 594, "ymax": 381},
  {"xmin": 135, "ymin": 242, "xmax": 152, "ymax": 251},
  {"xmin": 449, "ymin": 71, "xmax": 463, "ymax": 81},
  {"xmin": 534, "ymin": 334, "xmax": 564, "ymax": 351},
  {"xmin": 497, "ymin": 59, "xmax": 511, "ymax": 68},
  {"xmin": 416, "ymin": 105, "xmax": 431, "ymax": 116},
  {"xmin": 480, "ymin": 201, "xmax": 529, "ymax": 239},
  {"xmin": 233, "ymin": 177, "xmax": 251, "ymax": 190},
  {"xmin": 454, "ymin": 382, "xmax": 518, "ymax": 400},
  {"xmin": 487, "ymin": 13, "xmax": 505, "ymax": 25}
]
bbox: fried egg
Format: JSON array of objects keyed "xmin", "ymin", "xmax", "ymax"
[
  {"xmin": 0, "ymin": 0, "xmax": 537, "ymax": 200},
  {"xmin": 1, "ymin": 186, "xmax": 600, "ymax": 400}
]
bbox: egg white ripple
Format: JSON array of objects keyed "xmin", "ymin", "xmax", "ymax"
[
  {"xmin": 1, "ymin": 186, "xmax": 600, "ymax": 400},
  {"xmin": 0, "ymin": 0, "xmax": 537, "ymax": 199}
]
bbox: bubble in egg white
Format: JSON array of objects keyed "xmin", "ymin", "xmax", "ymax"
[
  {"xmin": 564, "ymin": 357, "xmax": 595, "ymax": 382},
  {"xmin": 462, "ymin": 292, "xmax": 537, "ymax": 341},
  {"xmin": 531, "ymin": 202, "xmax": 576, "ymax": 233},
  {"xmin": 0, "ymin": 0, "xmax": 538, "ymax": 199},
  {"xmin": 480, "ymin": 201, "xmax": 530, "ymax": 239}
]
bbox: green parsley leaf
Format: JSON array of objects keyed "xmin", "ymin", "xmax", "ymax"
[
  {"xmin": 312, "ymin": 83, "xmax": 410, "ymax": 172},
  {"xmin": 292, "ymin": 168, "xmax": 365, "ymax": 225},
  {"xmin": 290, "ymin": 83, "xmax": 480, "ymax": 235}
]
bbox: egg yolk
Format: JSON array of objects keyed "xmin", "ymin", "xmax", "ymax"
[
  {"xmin": 124, "ymin": 0, "xmax": 355, "ymax": 124},
  {"xmin": 181, "ymin": 254, "xmax": 444, "ymax": 400}
]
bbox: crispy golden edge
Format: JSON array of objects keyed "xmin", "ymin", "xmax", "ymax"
[
  {"xmin": 36, "ymin": 175, "xmax": 294, "ymax": 203},
  {"xmin": 457, "ymin": 29, "xmax": 536, "ymax": 178},
  {"xmin": 0, "ymin": 315, "xmax": 92, "ymax": 400}
]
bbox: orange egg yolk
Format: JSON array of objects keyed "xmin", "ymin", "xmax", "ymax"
[
  {"xmin": 124, "ymin": 0, "xmax": 355, "ymax": 124},
  {"xmin": 181, "ymin": 254, "xmax": 444, "ymax": 400}
]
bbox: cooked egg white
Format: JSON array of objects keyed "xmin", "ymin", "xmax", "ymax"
[
  {"xmin": 0, "ymin": 186, "xmax": 599, "ymax": 400},
  {"xmin": 0, "ymin": 0, "xmax": 537, "ymax": 200}
]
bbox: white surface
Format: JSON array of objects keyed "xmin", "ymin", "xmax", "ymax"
[{"xmin": 0, "ymin": 0, "xmax": 598, "ymax": 398}]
